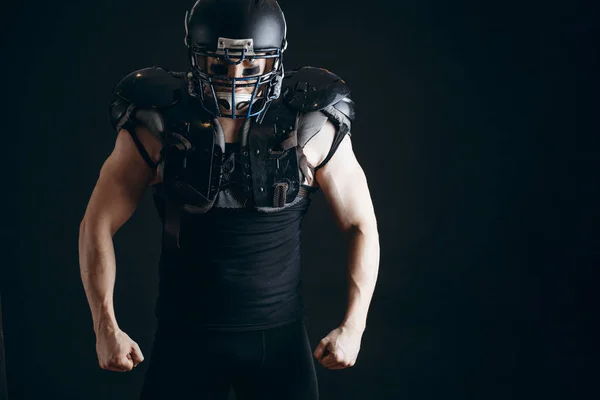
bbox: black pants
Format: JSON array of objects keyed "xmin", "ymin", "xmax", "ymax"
[{"xmin": 139, "ymin": 319, "xmax": 319, "ymax": 400}]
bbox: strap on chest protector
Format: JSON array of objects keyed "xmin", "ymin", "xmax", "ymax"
[{"xmin": 244, "ymin": 106, "xmax": 301, "ymax": 208}]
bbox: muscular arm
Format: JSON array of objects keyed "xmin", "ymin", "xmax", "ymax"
[
  {"xmin": 313, "ymin": 122, "xmax": 380, "ymax": 332},
  {"xmin": 78, "ymin": 126, "xmax": 161, "ymax": 334}
]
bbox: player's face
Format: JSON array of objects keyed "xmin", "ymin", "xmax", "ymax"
[
  {"xmin": 205, "ymin": 56, "xmax": 270, "ymax": 94},
  {"xmin": 197, "ymin": 55, "xmax": 276, "ymax": 117}
]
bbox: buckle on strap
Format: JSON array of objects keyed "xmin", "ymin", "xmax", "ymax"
[{"xmin": 273, "ymin": 182, "xmax": 289, "ymax": 208}]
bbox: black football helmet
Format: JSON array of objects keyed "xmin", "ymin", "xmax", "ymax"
[{"xmin": 184, "ymin": 0, "xmax": 287, "ymax": 121}]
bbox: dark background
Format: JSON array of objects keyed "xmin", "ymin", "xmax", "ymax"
[{"xmin": 1, "ymin": 0, "xmax": 597, "ymax": 399}]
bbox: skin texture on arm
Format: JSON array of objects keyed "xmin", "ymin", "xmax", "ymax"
[
  {"xmin": 308, "ymin": 121, "xmax": 381, "ymax": 370},
  {"xmin": 78, "ymin": 125, "xmax": 161, "ymax": 371}
]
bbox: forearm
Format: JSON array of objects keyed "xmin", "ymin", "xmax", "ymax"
[
  {"xmin": 78, "ymin": 219, "xmax": 120, "ymax": 334},
  {"xmin": 341, "ymin": 224, "xmax": 380, "ymax": 332}
]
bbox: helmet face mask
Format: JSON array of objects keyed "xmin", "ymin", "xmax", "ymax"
[
  {"xmin": 184, "ymin": 1, "xmax": 288, "ymax": 120},
  {"xmin": 189, "ymin": 39, "xmax": 283, "ymax": 119}
]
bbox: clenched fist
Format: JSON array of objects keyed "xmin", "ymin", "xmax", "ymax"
[
  {"xmin": 313, "ymin": 324, "xmax": 364, "ymax": 370},
  {"xmin": 96, "ymin": 327, "xmax": 144, "ymax": 372}
]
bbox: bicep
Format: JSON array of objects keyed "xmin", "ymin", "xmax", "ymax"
[
  {"xmin": 315, "ymin": 135, "xmax": 377, "ymax": 232},
  {"xmin": 83, "ymin": 128, "xmax": 158, "ymax": 236}
]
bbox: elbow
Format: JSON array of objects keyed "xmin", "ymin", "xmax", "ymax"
[
  {"xmin": 79, "ymin": 217, "xmax": 96, "ymax": 240},
  {"xmin": 347, "ymin": 217, "xmax": 378, "ymax": 234},
  {"xmin": 343, "ymin": 222, "xmax": 379, "ymax": 241},
  {"xmin": 78, "ymin": 217, "xmax": 112, "ymax": 260},
  {"xmin": 80, "ymin": 214, "xmax": 114, "ymax": 239}
]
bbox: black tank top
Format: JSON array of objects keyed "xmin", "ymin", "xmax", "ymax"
[{"xmin": 153, "ymin": 143, "xmax": 313, "ymax": 332}]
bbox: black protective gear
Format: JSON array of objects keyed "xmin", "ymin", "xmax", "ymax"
[{"xmin": 108, "ymin": 65, "xmax": 353, "ymax": 253}]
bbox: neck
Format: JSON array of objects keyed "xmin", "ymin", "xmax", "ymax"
[
  {"xmin": 217, "ymin": 117, "xmax": 247, "ymax": 143},
  {"xmin": 217, "ymin": 117, "xmax": 245, "ymax": 129}
]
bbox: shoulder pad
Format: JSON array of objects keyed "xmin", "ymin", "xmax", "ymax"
[
  {"xmin": 112, "ymin": 66, "xmax": 185, "ymax": 109},
  {"xmin": 281, "ymin": 66, "xmax": 353, "ymax": 118}
]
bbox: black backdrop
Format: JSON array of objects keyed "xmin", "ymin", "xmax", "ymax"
[{"xmin": 1, "ymin": 0, "xmax": 596, "ymax": 399}]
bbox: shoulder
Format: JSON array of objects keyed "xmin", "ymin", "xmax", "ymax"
[
  {"xmin": 112, "ymin": 66, "xmax": 186, "ymax": 108},
  {"xmin": 279, "ymin": 67, "xmax": 355, "ymax": 154},
  {"xmin": 281, "ymin": 66, "xmax": 355, "ymax": 122},
  {"xmin": 109, "ymin": 66, "xmax": 187, "ymax": 131}
]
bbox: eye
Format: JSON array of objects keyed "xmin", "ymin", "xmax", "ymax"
[{"xmin": 210, "ymin": 64, "xmax": 228, "ymax": 75}]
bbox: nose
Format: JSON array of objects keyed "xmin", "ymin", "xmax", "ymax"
[{"xmin": 227, "ymin": 63, "xmax": 245, "ymax": 79}]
